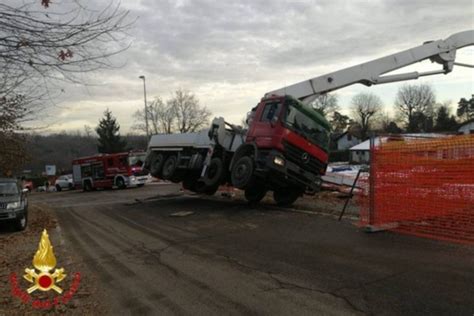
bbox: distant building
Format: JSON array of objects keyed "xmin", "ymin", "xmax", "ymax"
[
  {"xmin": 349, "ymin": 137, "xmax": 381, "ymax": 164},
  {"xmin": 458, "ymin": 119, "xmax": 474, "ymax": 135},
  {"xmin": 335, "ymin": 131, "xmax": 362, "ymax": 150},
  {"xmin": 349, "ymin": 133, "xmax": 447, "ymax": 164}
]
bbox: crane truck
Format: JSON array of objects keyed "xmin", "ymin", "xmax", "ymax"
[{"xmin": 145, "ymin": 30, "xmax": 474, "ymax": 206}]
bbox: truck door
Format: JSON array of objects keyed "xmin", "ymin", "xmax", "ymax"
[
  {"xmin": 247, "ymin": 100, "xmax": 282, "ymax": 148},
  {"xmin": 90, "ymin": 162, "xmax": 108, "ymax": 188}
]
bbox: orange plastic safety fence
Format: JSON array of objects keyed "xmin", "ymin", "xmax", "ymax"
[{"xmin": 359, "ymin": 135, "xmax": 474, "ymax": 245}]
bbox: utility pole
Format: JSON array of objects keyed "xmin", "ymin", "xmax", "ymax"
[{"xmin": 138, "ymin": 75, "xmax": 149, "ymax": 138}]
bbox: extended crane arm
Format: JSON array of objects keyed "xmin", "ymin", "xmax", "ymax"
[{"xmin": 265, "ymin": 30, "xmax": 474, "ymax": 104}]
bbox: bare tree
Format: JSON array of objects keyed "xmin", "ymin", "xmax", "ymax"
[
  {"xmin": 350, "ymin": 92, "xmax": 382, "ymax": 140},
  {"xmin": 310, "ymin": 93, "xmax": 339, "ymax": 117},
  {"xmin": 168, "ymin": 89, "xmax": 211, "ymax": 133},
  {"xmin": 0, "ymin": 0, "xmax": 131, "ymax": 172},
  {"xmin": 1, "ymin": 1, "xmax": 131, "ymax": 92},
  {"xmin": 395, "ymin": 84, "xmax": 436, "ymax": 132},
  {"xmin": 133, "ymin": 97, "xmax": 175, "ymax": 134},
  {"xmin": 1, "ymin": 0, "xmax": 131, "ymax": 120},
  {"xmin": 83, "ymin": 125, "xmax": 94, "ymax": 138}
]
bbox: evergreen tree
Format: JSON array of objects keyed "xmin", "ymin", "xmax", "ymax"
[
  {"xmin": 96, "ymin": 109, "xmax": 127, "ymax": 153},
  {"xmin": 457, "ymin": 96, "xmax": 474, "ymax": 122},
  {"xmin": 434, "ymin": 106, "xmax": 458, "ymax": 132},
  {"xmin": 384, "ymin": 122, "xmax": 403, "ymax": 134}
]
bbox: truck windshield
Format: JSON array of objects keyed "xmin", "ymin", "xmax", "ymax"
[
  {"xmin": 129, "ymin": 154, "xmax": 146, "ymax": 167},
  {"xmin": 0, "ymin": 182, "xmax": 18, "ymax": 196},
  {"xmin": 283, "ymin": 105, "xmax": 330, "ymax": 151}
]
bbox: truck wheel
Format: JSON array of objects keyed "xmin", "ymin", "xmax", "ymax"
[
  {"xmin": 203, "ymin": 157, "xmax": 224, "ymax": 187},
  {"xmin": 14, "ymin": 213, "xmax": 28, "ymax": 231},
  {"xmin": 245, "ymin": 186, "xmax": 267, "ymax": 204},
  {"xmin": 273, "ymin": 188, "xmax": 302, "ymax": 207},
  {"xmin": 150, "ymin": 153, "xmax": 165, "ymax": 178},
  {"xmin": 231, "ymin": 156, "xmax": 255, "ymax": 189},
  {"xmin": 55, "ymin": 184, "xmax": 62, "ymax": 192},
  {"xmin": 83, "ymin": 180, "xmax": 92, "ymax": 192},
  {"xmin": 162, "ymin": 155, "xmax": 178, "ymax": 180},
  {"xmin": 116, "ymin": 177, "xmax": 126, "ymax": 189}
]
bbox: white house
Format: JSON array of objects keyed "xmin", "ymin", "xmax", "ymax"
[
  {"xmin": 335, "ymin": 131, "xmax": 362, "ymax": 150},
  {"xmin": 349, "ymin": 137, "xmax": 381, "ymax": 164},
  {"xmin": 458, "ymin": 119, "xmax": 474, "ymax": 135}
]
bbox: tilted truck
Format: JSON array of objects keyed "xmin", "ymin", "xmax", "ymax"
[{"xmin": 145, "ymin": 30, "xmax": 473, "ymax": 206}]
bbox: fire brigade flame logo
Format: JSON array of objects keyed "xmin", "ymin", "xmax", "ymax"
[{"xmin": 23, "ymin": 230, "xmax": 66, "ymax": 294}]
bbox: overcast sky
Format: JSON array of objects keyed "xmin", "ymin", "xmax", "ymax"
[{"xmin": 34, "ymin": 0, "xmax": 473, "ymax": 134}]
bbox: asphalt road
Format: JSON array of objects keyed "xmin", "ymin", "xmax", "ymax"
[{"xmin": 31, "ymin": 185, "xmax": 474, "ymax": 316}]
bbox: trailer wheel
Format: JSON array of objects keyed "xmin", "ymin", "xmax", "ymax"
[
  {"xmin": 273, "ymin": 188, "xmax": 302, "ymax": 207},
  {"xmin": 203, "ymin": 157, "xmax": 225, "ymax": 187},
  {"xmin": 150, "ymin": 153, "xmax": 165, "ymax": 178},
  {"xmin": 231, "ymin": 156, "xmax": 255, "ymax": 189},
  {"xmin": 162, "ymin": 155, "xmax": 178, "ymax": 180},
  {"xmin": 244, "ymin": 185, "xmax": 267, "ymax": 204},
  {"xmin": 83, "ymin": 180, "xmax": 92, "ymax": 192}
]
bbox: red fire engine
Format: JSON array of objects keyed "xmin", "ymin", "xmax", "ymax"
[{"xmin": 72, "ymin": 152, "xmax": 148, "ymax": 191}]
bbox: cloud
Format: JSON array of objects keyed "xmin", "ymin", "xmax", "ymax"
[{"xmin": 32, "ymin": 0, "xmax": 473, "ymax": 132}]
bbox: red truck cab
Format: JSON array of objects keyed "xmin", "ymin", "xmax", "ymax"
[{"xmin": 230, "ymin": 95, "xmax": 331, "ymax": 203}]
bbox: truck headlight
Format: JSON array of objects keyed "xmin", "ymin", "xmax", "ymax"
[
  {"xmin": 273, "ymin": 156, "xmax": 285, "ymax": 167},
  {"xmin": 7, "ymin": 202, "xmax": 20, "ymax": 209}
]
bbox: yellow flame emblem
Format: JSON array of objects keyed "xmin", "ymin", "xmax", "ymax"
[{"xmin": 23, "ymin": 229, "xmax": 66, "ymax": 294}]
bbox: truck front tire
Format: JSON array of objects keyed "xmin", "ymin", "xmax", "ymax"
[
  {"xmin": 231, "ymin": 156, "xmax": 255, "ymax": 189},
  {"xmin": 273, "ymin": 188, "xmax": 302, "ymax": 207},
  {"xmin": 116, "ymin": 177, "xmax": 126, "ymax": 189},
  {"xmin": 245, "ymin": 185, "xmax": 267, "ymax": 204}
]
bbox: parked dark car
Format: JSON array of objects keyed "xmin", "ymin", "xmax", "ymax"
[{"xmin": 0, "ymin": 178, "xmax": 28, "ymax": 231}]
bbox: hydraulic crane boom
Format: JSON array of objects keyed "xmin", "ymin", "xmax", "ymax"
[{"xmin": 266, "ymin": 30, "xmax": 474, "ymax": 104}]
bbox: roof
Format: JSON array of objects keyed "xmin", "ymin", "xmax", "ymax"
[
  {"xmin": 334, "ymin": 131, "xmax": 348, "ymax": 141},
  {"xmin": 349, "ymin": 137, "xmax": 382, "ymax": 151},
  {"xmin": 349, "ymin": 133, "xmax": 448, "ymax": 151},
  {"xmin": 335, "ymin": 130, "xmax": 363, "ymax": 141},
  {"xmin": 458, "ymin": 119, "xmax": 474, "ymax": 128}
]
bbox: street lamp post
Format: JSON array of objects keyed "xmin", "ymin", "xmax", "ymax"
[{"xmin": 138, "ymin": 75, "xmax": 149, "ymax": 138}]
